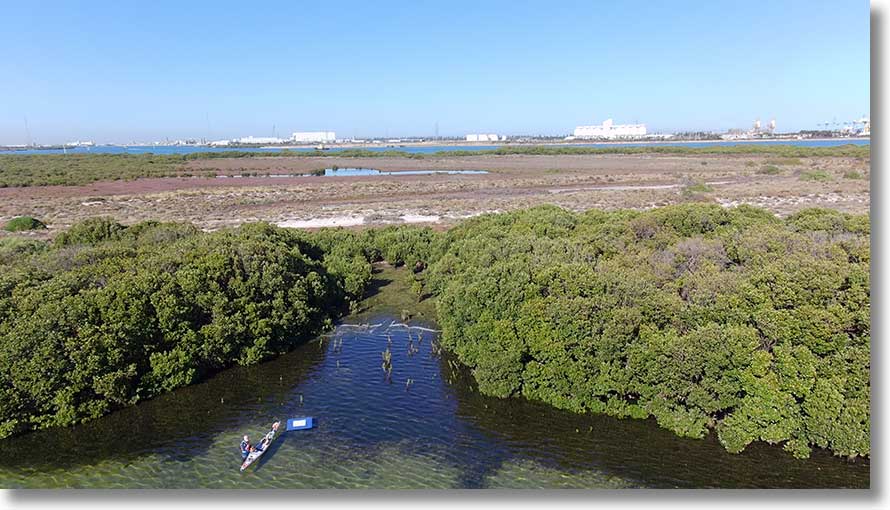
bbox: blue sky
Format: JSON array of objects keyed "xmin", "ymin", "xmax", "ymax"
[{"xmin": 0, "ymin": 0, "xmax": 870, "ymax": 144}]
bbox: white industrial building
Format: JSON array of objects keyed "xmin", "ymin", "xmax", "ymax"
[
  {"xmin": 292, "ymin": 131, "xmax": 336, "ymax": 143},
  {"xmin": 465, "ymin": 133, "xmax": 504, "ymax": 142},
  {"xmin": 573, "ymin": 119, "xmax": 647, "ymax": 139},
  {"xmin": 234, "ymin": 136, "xmax": 288, "ymax": 144},
  {"xmin": 721, "ymin": 118, "xmax": 778, "ymax": 140}
]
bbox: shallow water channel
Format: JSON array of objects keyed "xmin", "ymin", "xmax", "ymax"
[{"xmin": 0, "ymin": 314, "xmax": 869, "ymax": 488}]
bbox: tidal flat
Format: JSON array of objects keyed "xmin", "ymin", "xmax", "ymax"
[{"xmin": 0, "ymin": 151, "xmax": 870, "ymax": 238}]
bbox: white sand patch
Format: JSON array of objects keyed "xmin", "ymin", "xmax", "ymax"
[
  {"xmin": 400, "ymin": 214, "xmax": 441, "ymax": 223},
  {"xmin": 277, "ymin": 215, "xmax": 366, "ymax": 229},
  {"xmin": 452, "ymin": 210, "xmax": 499, "ymax": 219},
  {"xmin": 715, "ymin": 192, "xmax": 868, "ymax": 212},
  {"xmin": 276, "ymin": 209, "xmax": 500, "ymax": 229}
]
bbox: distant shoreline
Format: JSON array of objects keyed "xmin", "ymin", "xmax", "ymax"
[
  {"xmin": 257, "ymin": 136, "xmax": 870, "ymax": 150},
  {"xmin": 0, "ymin": 136, "xmax": 870, "ymax": 154}
]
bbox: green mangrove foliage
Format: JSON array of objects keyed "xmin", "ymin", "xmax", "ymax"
[
  {"xmin": 0, "ymin": 237, "xmax": 48, "ymax": 265},
  {"xmin": 0, "ymin": 220, "xmax": 375, "ymax": 438},
  {"xmin": 425, "ymin": 204, "xmax": 869, "ymax": 459},
  {"xmin": 0, "ymin": 144, "xmax": 868, "ymax": 187},
  {"xmin": 0, "ymin": 207, "xmax": 870, "ymax": 461},
  {"xmin": 366, "ymin": 226, "xmax": 437, "ymax": 270},
  {"xmin": 305, "ymin": 224, "xmax": 437, "ymax": 290},
  {"xmin": 3, "ymin": 216, "xmax": 47, "ymax": 232}
]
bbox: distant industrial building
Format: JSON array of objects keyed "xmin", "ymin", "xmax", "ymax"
[
  {"xmin": 232, "ymin": 136, "xmax": 288, "ymax": 144},
  {"xmin": 573, "ymin": 119, "xmax": 647, "ymax": 139},
  {"xmin": 465, "ymin": 133, "xmax": 504, "ymax": 142},
  {"xmin": 292, "ymin": 131, "xmax": 336, "ymax": 143},
  {"xmin": 751, "ymin": 118, "xmax": 777, "ymax": 134},
  {"xmin": 721, "ymin": 118, "xmax": 777, "ymax": 140}
]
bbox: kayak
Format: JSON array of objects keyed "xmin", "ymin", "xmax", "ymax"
[{"xmin": 240, "ymin": 421, "xmax": 280, "ymax": 472}]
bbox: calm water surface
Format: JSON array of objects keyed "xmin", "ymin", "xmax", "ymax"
[{"xmin": 0, "ymin": 315, "xmax": 869, "ymax": 488}]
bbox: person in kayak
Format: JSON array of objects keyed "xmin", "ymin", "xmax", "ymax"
[
  {"xmin": 254, "ymin": 422, "xmax": 280, "ymax": 453},
  {"xmin": 239, "ymin": 435, "xmax": 252, "ymax": 460}
]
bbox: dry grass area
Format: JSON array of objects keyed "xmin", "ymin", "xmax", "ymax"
[{"xmin": 0, "ymin": 153, "xmax": 870, "ymax": 237}]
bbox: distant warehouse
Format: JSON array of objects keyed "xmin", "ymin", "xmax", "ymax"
[
  {"xmin": 466, "ymin": 134, "xmax": 506, "ymax": 142},
  {"xmin": 573, "ymin": 119, "xmax": 646, "ymax": 139},
  {"xmin": 211, "ymin": 136, "xmax": 288, "ymax": 145},
  {"xmin": 234, "ymin": 136, "xmax": 288, "ymax": 144},
  {"xmin": 292, "ymin": 131, "xmax": 337, "ymax": 143}
]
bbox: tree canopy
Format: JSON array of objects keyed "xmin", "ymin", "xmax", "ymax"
[{"xmin": 425, "ymin": 204, "xmax": 869, "ymax": 459}]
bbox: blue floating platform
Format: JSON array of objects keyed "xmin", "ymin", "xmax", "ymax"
[{"xmin": 286, "ymin": 417, "xmax": 315, "ymax": 431}]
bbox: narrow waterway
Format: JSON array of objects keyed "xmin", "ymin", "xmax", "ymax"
[{"xmin": 0, "ymin": 315, "xmax": 869, "ymax": 488}]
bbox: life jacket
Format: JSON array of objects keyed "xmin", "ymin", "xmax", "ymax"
[{"xmin": 240, "ymin": 440, "xmax": 250, "ymax": 452}]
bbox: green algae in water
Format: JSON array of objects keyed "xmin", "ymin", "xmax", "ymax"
[{"xmin": 482, "ymin": 459, "xmax": 637, "ymax": 489}]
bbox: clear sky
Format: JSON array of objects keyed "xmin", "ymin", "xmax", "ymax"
[{"xmin": 0, "ymin": 0, "xmax": 870, "ymax": 144}]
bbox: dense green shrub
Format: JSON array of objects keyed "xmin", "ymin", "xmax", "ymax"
[
  {"xmin": 0, "ymin": 238, "xmax": 48, "ymax": 265},
  {"xmin": 52, "ymin": 217, "xmax": 127, "ymax": 246},
  {"xmin": 427, "ymin": 204, "xmax": 870, "ymax": 459},
  {"xmin": 3, "ymin": 216, "xmax": 46, "ymax": 232},
  {"xmin": 366, "ymin": 225, "xmax": 437, "ymax": 268},
  {"xmin": 785, "ymin": 208, "xmax": 869, "ymax": 235},
  {"xmin": 0, "ymin": 220, "xmax": 372, "ymax": 438},
  {"xmin": 307, "ymin": 228, "xmax": 374, "ymax": 300}
]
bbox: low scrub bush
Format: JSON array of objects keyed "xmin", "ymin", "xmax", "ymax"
[
  {"xmin": 3, "ymin": 216, "xmax": 46, "ymax": 232},
  {"xmin": 800, "ymin": 170, "xmax": 832, "ymax": 182}
]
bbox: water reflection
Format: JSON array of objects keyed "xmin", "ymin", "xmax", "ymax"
[
  {"xmin": 445, "ymin": 352, "xmax": 869, "ymax": 488},
  {"xmin": 0, "ymin": 339, "xmax": 328, "ymax": 472}
]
